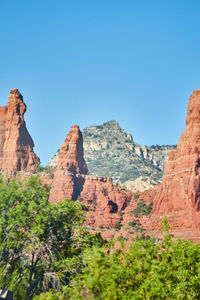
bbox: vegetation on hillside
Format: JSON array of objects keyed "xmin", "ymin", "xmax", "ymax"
[
  {"xmin": 0, "ymin": 177, "xmax": 200, "ymax": 299},
  {"xmin": 82, "ymin": 121, "xmax": 175, "ymax": 188},
  {"xmin": 0, "ymin": 177, "xmax": 105, "ymax": 299},
  {"xmin": 31, "ymin": 162, "xmax": 55, "ymax": 175},
  {"xmin": 66, "ymin": 220, "xmax": 200, "ymax": 299},
  {"xmin": 131, "ymin": 199, "xmax": 153, "ymax": 218}
]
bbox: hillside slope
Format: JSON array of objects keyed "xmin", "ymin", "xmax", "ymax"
[{"xmin": 49, "ymin": 120, "xmax": 175, "ymax": 191}]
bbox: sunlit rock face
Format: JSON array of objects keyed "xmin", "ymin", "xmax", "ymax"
[
  {"xmin": 49, "ymin": 125, "xmax": 134, "ymax": 229},
  {"xmin": 0, "ymin": 89, "xmax": 39, "ymax": 171},
  {"xmin": 57, "ymin": 125, "xmax": 88, "ymax": 175},
  {"xmin": 149, "ymin": 90, "xmax": 200, "ymax": 242},
  {"xmin": 49, "ymin": 125, "xmax": 88, "ymax": 202},
  {"xmin": 48, "ymin": 120, "xmax": 175, "ymax": 193}
]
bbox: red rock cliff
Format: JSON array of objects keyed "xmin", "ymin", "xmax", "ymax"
[
  {"xmin": 0, "ymin": 89, "xmax": 39, "ymax": 171},
  {"xmin": 49, "ymin": 125, "xmax": 133, "ymax": 228},
  {"xmin": 150, "ymin": 90, "xmax": 200, "ymax": 241}
]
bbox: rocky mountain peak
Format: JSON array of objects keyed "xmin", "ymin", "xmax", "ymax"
[
  {"xmin": 102, "ymin": 120, "xmax": 120, "ymax": 129},
  {"xmin": 186, "ymin": 89, "xmax": 200, "ymax": 127},
  {"xmin": 84, "ymin": 120, "xmax": 134, "ymax": 145},
  {"xmin": 0, "ymin": 89, "xmax": 39, "ymax": 171},
  {"xmin": 49, "ymin": 120, "xmax": 175, "ymax": 192},
  {"xmin": 105, "ymin": 119, "xmax": 119, "ymax": 126},
  {"xmin": 49, "ymin": 125, "xmax": 134, "ymax": 229},
  {"xmin": 9, "ymin": 88, "xmax": 23, "ymax": 100}
]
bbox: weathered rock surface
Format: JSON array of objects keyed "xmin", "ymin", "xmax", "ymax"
[
  {"xmin": 49, "ymin": 125, "xmax": 87, "ymax": 203},
  {"xmin": 77, "ymin": 90, "xmax": 200, "ymax": 241},
  {"xmin": 49, "ymin": 125, "xmax": 134, "ymax": 228},
  {"xmin": 147, "ymin": 90, "xmax": 200, "ymax": 242},
  {"xmin": 49, "ymin": 120, "xmax": 175, "ymax": 192},
  {"xmin": 57, "ymin": 125, "xmax": 88, "ymax": 175},
  {"xmin": 4, "ymin": 88, "xmax": 200, "ymax": 242},
  {"xmin": 80, "ymin": 177, "xmax": 133, "ymax": 228},
  {"xmin": 83, "ymin": 121, "xmax": 175, "ymax": 192},
  {"xmin": 0, "ymin": 89, "xmax": 39, "ymax": 171}
]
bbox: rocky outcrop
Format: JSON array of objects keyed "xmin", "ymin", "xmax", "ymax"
[
  {"xmin": 0, "ymin": 89, "xmax": 39, "ymax": 171},
  {"xmin": 48, "ymin": 120, "xmax": 175, "ymax": 192},
  {"xmin": 148, "ymin": 90, "xmax": 200, "ymax": 242},
  {"xmin": 49, "ymin": 125, "xmax": 87, "ymax": 203},
  {"xmin": 80, "ymin": 177, "xmax": 133, "ymax": 228},
  {"xmin": 82, "ymin": 121, "xmax": 175, "ymax": 191},
  {"xmin": 49, "ymin": 125, "xmax": 133, "ymax": 228},
  {"xmin": 57, "ymin": 125, "xmax": 88, "ymax": 175},
  {"xmin": 3, "ymin": 88, "xmax": 200, "ymax": 242}
]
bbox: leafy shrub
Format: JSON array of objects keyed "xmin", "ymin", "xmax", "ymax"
[
  {"xmin": 128, "ymin": 219, "xmax": 144, "ymax": 233},
  {"xmin": 31, "ymin": 163, "xmax": 55, "ymax": 174},
  {"xmin": 114, "ymin": 222, "xmax": 122, "ymax": 231},
  {"xmin": 0, "ymin": 176, "xmax": 105, "ymax": 299},
  {"xmin": 117, "ymin": 210, "xmax": 123, "ymax": 216},
  {"xmin": 133, "ymin": 199, "xmax": 153, "ymax": 217},
  {"xmin": 67, "ymin": 224, "xmax": 200, "ymax": 299},
  {"xmin": 133, "ymin": 193, "xmax": 140, "ymax": 199}
]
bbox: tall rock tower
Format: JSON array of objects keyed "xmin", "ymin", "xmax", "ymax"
[
  {"xmin": 57, "ymin": 125, "xmax": 88, "ymax": 175},
  {"xmin": 0, "ymin": 89, "xmax": 39, "ymax": 171},
  {"xmin": 152, "ymin": 90, "xmax": 200, "ymax": 241},
  {"xmin": 49, "ymin": 125, "xmax": 88, "ymax": 203}
]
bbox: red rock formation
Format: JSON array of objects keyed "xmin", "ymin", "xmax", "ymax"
[
  {"xmin": 80, "ymin": 176, "xmax": 133, "ymax": 228},
  {"xmin": 57, "ymin": 125, "xmax": 88, "ymax": 175},
  {"xmin": 49, "ymin": 125, "xmax": 87, "ymax": 203},
  {"xmin": 0, "ymin": 89, "xmax": 39, "ymax": 171},
  {"xmin": 49, "ymin": 125, "xmax": 133, "ymax": 228},
  {"xmin": 148, "ymin": 90, "xmax": 200, "ymax": 241}
]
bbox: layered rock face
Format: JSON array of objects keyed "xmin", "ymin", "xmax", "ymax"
[
  {"xmin": 57, "ymin": 125, "xmax": 88, "ymax": 175},
  {"xmin": 49, "ymin": 125, "xmax": 133, "ymax": 228},
  {"xmin": 49, "ymin": 120, "xmax": 175, "ymax": 192},
  {"xmin": 150, "ymin": 90, "xmax": 200, "ymax": 241},
  {"xmin": 0, "ymin": 89, "xmax": 39, "ymax": 171},
  {"xmin": 49, "ymin": 125, "xmax": 87, "ymax": 203},
  {"xmin": 80, "ymin": 177, "xmax": 133, "ymax": 228}
]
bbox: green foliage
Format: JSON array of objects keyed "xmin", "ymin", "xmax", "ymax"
[
  {"xmin": 67, "ymin": 233, "xmax": 200, "ymax": 299},
  {"xmin": 33, "ymin": 291, "xmax": 65, "ymax": 300},
  {"xmin": 133, "ymin": 193, "xmax": 140, "ymax": 199},
  {"xmin": 132, "ymin": 199, "xmax": 153, "ymax": 218},
  {"xmin": 0, "ymin": 176, "xmax": 105, "ymax": 299},
  {"xmin": 117, "ymin": 210, "xmax": 123, "ymax": 216},
  {"xmin": 31, "ymin": 163, "xmax": 55, "ymax": 174},
  {"xmin": 2, "ymin": 176, "xmax": 200, "ymax": 299},
  {"xmin": 114, "ymin": 222, "xmax": 122, "ymax": 231},
  {"xmin": 161, "ymin": 216, "xmax": 171, "ymax": 232},
  {"xmin": 128, "ymin": 219, "xmax": 144, "ymax": 233}
]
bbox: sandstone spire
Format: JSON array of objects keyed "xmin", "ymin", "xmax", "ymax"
[
  {"xmin": 49, "ymin": 125, "xmax": 87, "ymax": 202},
  {"xmin": 49, "ymin": 124, "xmax": 133, "ymax": 234},
  {"xmin": 0, "ymin": 89, "xmax": 39, "ymax": 171},
  {"xmin": 151, "ymin": 90, "xmax": 200, "ymax": 241},
  {"xmin": 57, "ymin": 125, "xmax": 88, "ymax": 174}
]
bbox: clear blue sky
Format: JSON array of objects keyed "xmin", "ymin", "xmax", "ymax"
[{"xmin": 0, "ymin": 0, "xmax": 200, "ymax": 165}]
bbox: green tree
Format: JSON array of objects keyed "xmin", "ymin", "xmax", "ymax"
[
  {"xmin": 0, "ymin": 176, "xmax": 104, "ymax": 299},
  {"xmin": 67, "ymin": 231, "xmax": 200, "ymax": 299}
]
